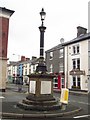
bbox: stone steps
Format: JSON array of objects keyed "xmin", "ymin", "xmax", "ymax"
[
  {"xmin": 17, "ymin": 101, "xmax": 62, "ymax": 111},
  {"xmin": 22, "ymin": 98, "xmax": 59, "ymax": 106}
]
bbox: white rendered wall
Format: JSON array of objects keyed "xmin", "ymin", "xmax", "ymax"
[{"xmin": 64, "ymin": 40, "xmax": 88, "ymax": 91}]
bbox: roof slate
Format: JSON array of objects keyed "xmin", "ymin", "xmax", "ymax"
[{"xmin": 63, "ymin": 32, "xmax": 90, "ymax": 46}]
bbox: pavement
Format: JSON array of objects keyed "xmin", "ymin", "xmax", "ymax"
[{"xmin": 0, "ymin": 83, "xmax": 83, "ymax": 119}]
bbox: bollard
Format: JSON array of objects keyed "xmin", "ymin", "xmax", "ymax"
[
  {"xmin": 60, "ymin": 88, "xmax": 69, "ymax": 104},
  {"xmin": 60, "ymin": 88, "xmax": 69, "ymax": 110}
]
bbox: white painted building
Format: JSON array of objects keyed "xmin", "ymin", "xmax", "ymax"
[
  {"xmin": 7, "ymin": 62, "xmax": 18, "ymax": 83},
  {"xmin": 22, "ymin": 57, "xmax": 38, "ymax": 84},
  {"xmin": 30, "ymin": 56, "xmax": 38, "ymax": 74},
  {"xmin": 23, "ymin": 61, "xmax": 31, "ymax": 84},
  {"xmin": 64, "ymin": 26, "xmax": 90, "ymax": 92}
]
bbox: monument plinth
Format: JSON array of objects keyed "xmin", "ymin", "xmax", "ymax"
[{"xmin": 18, "ymin": 74, "xmax": 61, "ymax": 111}]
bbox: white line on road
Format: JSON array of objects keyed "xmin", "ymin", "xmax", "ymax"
[
  {"xmin": 69, "ymin": 100, "xmax": 90, "ymax": 105},
  {"xmin": 73, "ymin": 114, "xmax": 90, "ymax": 118},
  {"xmin": 0, "ymin": 96, "xmax": 5, "ymax": 99}
]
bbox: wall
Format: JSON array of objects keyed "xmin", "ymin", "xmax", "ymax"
[
  {"xmin": 80, "ymin": 40, "xmax": 88, "ymax": 90},
  {"xmin": 0, "ymin": 59, "xmax": 7, "ymax": 91},
  {"xmin": 46, "ymin": 48, "xmax": 64, "ymax": 73},
  {"xmin": 65, "ymin": 40, "xmax": 88, "ymax": 91},
  {"xmin": 88, "ymin": 1, "xmax": 90, "ymax": 32},
  {"xmin": 88, "ymin": 38, "xmax": 90, "ymax": 92},
  {"xmin": 0, "ymin": 17, "xmax": 9, "ymax": 58}
]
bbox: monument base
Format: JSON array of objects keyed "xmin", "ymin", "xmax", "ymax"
[
  {"xmin": 17, "ymin": 73, "xmax": 61, "ymax": 111},
  {"xmin": 17, "ymin": 94, "xmax": 61, "ymax": 111}
]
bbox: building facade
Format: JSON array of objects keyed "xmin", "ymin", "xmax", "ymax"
[
  {"xmin": 64, "ymin": 26, "xmax": 90, "ymax": 91},
  {"xmin": 0, "ymin": 7, "xmax": 14, "ymax": 91},
  {"xmin": 7, "ymin": 62, "xmax": 17, "ymax": 83},
  {"xmin": 7, "ymin": 56, "xmax": 38, "ymax": 85},
  {"xmin": 23, "ymin": 60, "xmax": 31, "ymax": 85},
  {"xmin": 45, "ymin": 42, "xmax": 65, "ymax": 90}
]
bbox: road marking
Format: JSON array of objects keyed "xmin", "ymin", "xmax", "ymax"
[
  {"xmin": 69, "ymin": 100, "xmax": 90, "ymax": 105},
  {"xmin": 0, "ymin": 96, "xmax": 5, "ymax": 99},
  {"xmin": 73, "ymin": 114, "xmax": 90, "ymax": 118}
]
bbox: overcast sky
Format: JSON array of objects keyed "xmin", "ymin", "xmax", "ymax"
[{"xmin": 0, "ymin": 0, "xmax": 89, "ymax": 61}]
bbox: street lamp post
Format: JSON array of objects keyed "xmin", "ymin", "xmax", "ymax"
[{"xmin": 36, "ymin": 8, "xmax": 47, "ymax": 73}]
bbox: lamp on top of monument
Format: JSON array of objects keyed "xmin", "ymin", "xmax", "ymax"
[{"xmin": 40, "ymin": 8, "xmax": 46, "ymax": 22}]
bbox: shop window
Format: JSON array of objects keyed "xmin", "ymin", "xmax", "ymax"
[
  {"xmin": 61, "ymin": 78, "xmax": 64, "ymax": 88},
  {"xmin": 77, "ymin": 77, "xmax": 80, "ymax": 87},
  {"xmin": 73, "ymin": 77, "xmax": 76, "ymax": 86},
  {"xmin": 72, "ymin": 76, "xmax": 81, "ymax": 89},
  {"xmin": 53, "ymin": 77, "xmax": 58, "ymax": 88}
]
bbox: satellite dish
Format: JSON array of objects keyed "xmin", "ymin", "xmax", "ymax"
[{"xmin": 60, "ymin": 38, "xmax": 64, "ymax": 44}]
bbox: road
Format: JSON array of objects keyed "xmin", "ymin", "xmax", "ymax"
[
  {"xmin": 54, "ymin": 92, "xmax": 89, "ymax": 119},
  {"xmin": 0, "ymin": 84, "xmax": 90, "ymax": 119}
]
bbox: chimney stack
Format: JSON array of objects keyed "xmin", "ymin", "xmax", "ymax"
[
  {"xmin": 21, "ymin": 56, "xmax": 26, "ymax": 61},
  {"xmin": 77, "ymin": 26, "xmax": 87, "ymax": 37},
  {"xmin": 32, "ymin": 56, "xmax": 37, "ymax": 60},
  {"xmin": 26, "ymin": 58, "xmax": 30, "ymax": 61}
]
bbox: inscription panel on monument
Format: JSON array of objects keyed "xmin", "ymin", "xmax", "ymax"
[
  {"xmin": 29, "ymin": 81, "xmax": 36, "ymax": 94},
  {"xmin": 41, "ymin": 81, "xmax": 51, "ymax": 94}
]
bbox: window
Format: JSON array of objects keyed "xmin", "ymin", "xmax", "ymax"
[
  {"xmin": 61, "ymin": 78, "xmax": 64, "ymax": 88},
  {"xmin": 72, "ymin": 58, "xmax": 80, "ymax": 69},
  {"xmin": 29, "ymin": 69, "xmax": 31, "ymax": 74},
  {"xmin": 29, "ymin": 63, "xmax": 31, "ymax": 68},
  {"xmin": 59, "ymin": 63, "xmax": 64, "ymax": 72},
  {"xmin": 77, "ymin": 59, "xmax": 80, "ymax": 69},
  {"xmin": 33, "ymin": 65, "xmax": 35, "ymax": 72},
  {"xmin": 77, "ymin": 77, "xmax": 80, "ymax": 87},
  {"xmin": 73, "ymin": 59, "xmax": 76, "ymax": 69},
  {"xmin": 25, "ymin": 64, "xmax": 27, "ymax": 68},
  {"xmin": 50, "ymin": 64, "xmax": 53, "ymax": 73},
  {"xmin": 59, "ymin": 49, "xmax": 63, "ymax": 58},
  {"xmin": 50, "ymin": 52, "xmax": 53, "ymax": 60},
  {"xmin": 53, "ymin": 77, "xmax": 58, "ymax": 88},
  {"xmin": 72, "ymin": 45, "xmax": 80, "ymax": 54},
  {"xmin": 77, "ymin": 45, "xmax": 79, "ymax": 53},
  {"xmin": 25, "ymin": 69, "xmax": 27, "ymax": 75},
  {"xmin": 73, "ymin": 77, "xmax": 76, "ymax": 86},
  {"xmin": 72, "ymin": 76, "xmax": 81, "ymax": 88},
  {"xmin": 73, "ymin": 46, "xmax": 76, "ymax": 54}
]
